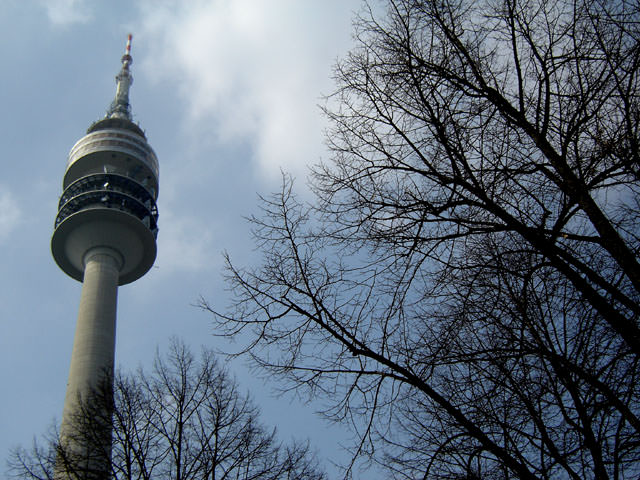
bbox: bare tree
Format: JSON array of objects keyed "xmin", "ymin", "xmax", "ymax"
[
  {"xmin": 203, "ymin": 0, "xmax": 640, "ymax": 478},
  {"xmin": 9, "ymin": 339, "xmax": 325, "ymax": 480}
]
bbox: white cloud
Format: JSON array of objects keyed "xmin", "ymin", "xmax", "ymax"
[
  {"xmin": 39, "ymin": 0, "xmax": 92, "ymax": 26},
  {"xmin": 138, "ymin": 0, "xmax": 356, "ymax": 179},
  {"xmin": 0, "ymin": 186, "xmax": 20, "ymax": 242},
  {"xmin": 155, "ymin": 207, "xmax": 218, "ymax": 274}
]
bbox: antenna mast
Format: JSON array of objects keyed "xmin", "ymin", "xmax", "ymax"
[{"xmin": 108, "ymin": 34, "xmax": 134, "ymax": 119}]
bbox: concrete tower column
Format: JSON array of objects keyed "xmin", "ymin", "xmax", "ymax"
[
  {"xmin": 61, "ymin": 246, "xmax": 121, "ymax": 423},
  {"xmin": 58, "ymin": 247, "xmax": 122, "ymax": 479}
]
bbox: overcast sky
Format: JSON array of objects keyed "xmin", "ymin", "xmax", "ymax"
[{"xmin": 0, "ymin": 1, "xmax": 383, "ymax": 477}]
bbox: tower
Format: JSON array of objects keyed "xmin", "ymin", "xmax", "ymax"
[{"xmin": 51, "ymin": 35, "xmax": 159, "ymax": 477}]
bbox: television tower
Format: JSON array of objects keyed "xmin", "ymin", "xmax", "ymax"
[{"xmin": 51, "ymin": 34, "xmax": 159, "ymax": 477}]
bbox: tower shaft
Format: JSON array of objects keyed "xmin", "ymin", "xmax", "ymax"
[
  {"xmin": 62, "ymin": 247, "xmax": 120, "ymax": 422},
  {"xmin": 57, "ymin": 248, "xmax": 120, "ymax": 479}
]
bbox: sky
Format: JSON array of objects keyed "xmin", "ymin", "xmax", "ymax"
[{"xmin": 0, "ymin": 0, "xmax": 381, "ymax": 477}]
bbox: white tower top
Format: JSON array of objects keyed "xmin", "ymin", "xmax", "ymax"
[{"xmin": 52, "ymin": 34, "xmax": 159, "ymax": 285}]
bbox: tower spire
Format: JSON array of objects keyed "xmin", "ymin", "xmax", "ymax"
[{"xmin": 107, "ymin": 34, "xmax": 134, "ymax": 120}]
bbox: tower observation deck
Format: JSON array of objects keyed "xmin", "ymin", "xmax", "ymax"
[
  {"xmin": 52, "ymin": 34, "xmax": 159, "ymax": 285},
  {"xmin": 52, "ymin": 35, "xmax": 159, "ymax": 479}
]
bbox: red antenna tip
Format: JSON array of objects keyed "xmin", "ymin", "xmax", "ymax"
[{"xmin": 126, "ymin": 34, "xmax": 132, "ymax": 55}]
